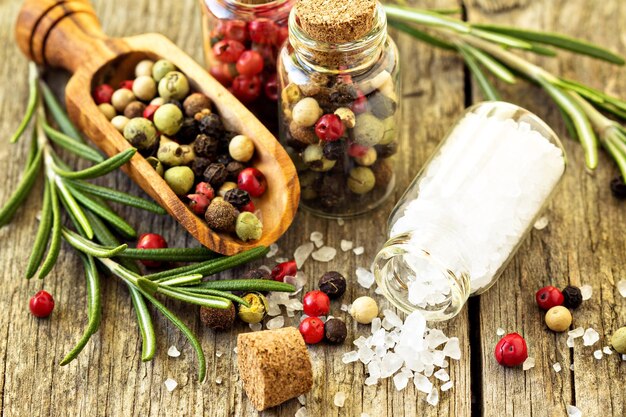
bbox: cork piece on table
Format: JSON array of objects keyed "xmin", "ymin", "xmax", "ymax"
[
  {"xmin": 295, "ymin": 0, "xmax": 377, "ymax": 44},
  {"xmin": 236, "ymin": 327, "xmax": 313, "ymax": 411}
]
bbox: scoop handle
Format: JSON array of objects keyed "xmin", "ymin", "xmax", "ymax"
[{"xmin": 15, "ymin": 0, "xmax": 119, "ymax": 73}]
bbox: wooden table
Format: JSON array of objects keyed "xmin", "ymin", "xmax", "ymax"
[{"xmin": 1, "ymin": 0, "xmax": 625, "ymax": 416}]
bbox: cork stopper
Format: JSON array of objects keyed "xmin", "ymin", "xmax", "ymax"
[
  {"xmin": 237, "ymin": 327, "xmax": 313, "ymax": 411},
  {"xmin": 296, "ymin": 0, "xmax": 377, "ymax": 43}
]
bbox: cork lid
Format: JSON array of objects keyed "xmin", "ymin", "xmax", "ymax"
[{"xmin": 296, "ymin": 0, "xmax": 377, "ymax": 44}]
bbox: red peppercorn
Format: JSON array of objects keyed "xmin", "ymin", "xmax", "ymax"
[
  {"xmin": 535, "ymin": 286, "xmax": 564, "ymax": 311},
  {"xmin": 264, "ymin": 73, "xmax": 279, "ymax": 101},
  {"xmin": 303, "ymin": 290, "xmax": 331, "ymax": 317},
  {"xmin": 315, "ymin": 114, "xmax": 345, "ymax": 141},
  {"xmin": 195, "ymin": 182, "xmax": 215, "ymax": 200},
  {"xmin": 494, "ymin": 333, "xmax": 528, "ymax": 367},
  {"xmin": 119, "ymin": 80, "xmax": 134, "ymax": 90},
  {"xmin": 231, "ymin": 75, "xmax": 262, "ymax": 103},
  {"xmin": 237, "ymin": 167, "xmax": 267, "ymax": 197},
  {"xmin": 348, "ymin": 143, "xmax": 370, "ymax": 158},
  {"xmin": 187, "ymin": 194, "xmax": 210, "ymax": 215},
  {"xmin": 136, "ymin": 233, "xmax": 168, "ymax": 268},
  {"xmin": 213, "ymin": 39, "xmax": 246, "ymax": 63},
  {"xmin": 240, "ymin": 200, "xmax": 256, "ymax": 213},
  {"xmin": 299, "ymin": 316, "xmax": 325, "ymax": 344},
  {"xmin": 276, "ymin": 25, "xmax": 289, "ymax": 47},
  {"xmin": 249, "ymin": 18, "xmax": 277, "ymax": 44},
  {"xmin": 29, "ymin": 290, "xmax": 55, "ymax": 318},
  {"xmin": 271, "ymin": 260, "xmax": 297, "ymax": 282},
  {"xmin": 351, "ymin": 90, "xmax": 368, "ymax": 114},
  {"xmin": 222, "ymin": 20, "xmax": 248, "ymax": 43},
  {"xmin": 143, "ymin": 104, "xmax": 160, "ymax": 121},
  {"xmin": 236, "ymin": 50, "xmax": 264, "ymax": 76},
  {"xmin": 93, "ymin": 84, "xmax": 114, "ymax": 104},
  {"xmin": 210, "ymin": 63, "xmax": 237, "ymax": 86}
]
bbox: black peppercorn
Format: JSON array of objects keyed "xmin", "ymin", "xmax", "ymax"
[
  {"xmin": 242, "ymin": 268, "xmax": 271, "ymax": 281},
  {"xmin": 610, "ymin": 176, "xmax": 626, "ymax": 199},
  {"xmin": 217, "ymin": 153, "xmax": 233, "ymax": 165},
  {"xmin": 194, "ymin": 134, "xmax": 221, "ymax": 158},
  {"xmin": 226, "ymin": 161, "xmax": 246, "ymax": 180},
  {"xmin": 224, "ymin": 188, "xmax": 251, "ymax": 208},
  {"xmin": 176, "ymin": 117, "xmax": 200, "ymax": 144},
  {"xmin": 198, "ymin": 113, "xmax": 225, "ymax": 137},
  {"xmin": 165, "ymin": 99, "xmax": 184, "ymax": 112},
  {"xmin": 318, "ymin": 271, "xmax": 347, "ymax": 299},
  {"xmin": 562, "ymin": 285, "xmax": 583, "ymax": 309},
  {"xmin": 375, "ymin": 142, "xmax": 398, "ymax": 159},
  {"xmin": 323, "ymin": 141, "xmax": 345, "ymax": 161},
  {"xmin": 319, "ymin": 174, "xmax": 346, "ymax": 208},
  {"xmin": 203, "ymin": 163, "xmax": 229, "ymax": 188},
  {"xmin": 191, "ymin": 157, "xmax": 211, "ymax": 178},
  {"xmin": 324, "ymin": 318, "xmax": 347, "ymax": 344}
]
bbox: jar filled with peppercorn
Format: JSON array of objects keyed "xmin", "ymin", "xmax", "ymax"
[
  {"xmin": 200, "ymin": 0, "xmax": 295, "ymax": 132},
  {"xmin": 277, "ymin": 0, "xmax": 400, "ymax": 218}
]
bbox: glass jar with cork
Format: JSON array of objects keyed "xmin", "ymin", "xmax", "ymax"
[
  {"xmin": 200, "ymin": 0, "xmax": 296, "ymax": 132},
  {"xmin": 373, "ymin": 102, "xmax": 567, "ymax": 321},
  {"xmin": 277, "ymin": 0, "xmax": 400, "ymax": 218}
]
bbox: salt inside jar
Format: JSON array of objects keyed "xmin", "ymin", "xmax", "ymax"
[{"xmin": 373, "ymin": 102, "xmax": 566, "ymax": 321}]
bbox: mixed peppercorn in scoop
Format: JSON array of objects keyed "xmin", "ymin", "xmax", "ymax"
[{"xmin": 94, "ymin": 59, "xmax": 267, "ymax": 241}]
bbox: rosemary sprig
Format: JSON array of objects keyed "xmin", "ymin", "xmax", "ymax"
[{"xmin": 386, "ymin": 4, "xmax": 626, "ymax": 184}]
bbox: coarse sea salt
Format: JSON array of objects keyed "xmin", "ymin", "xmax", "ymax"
[
  {"xmin": 533, "ymin": 216, "xmax": 549, "ymax": 230},
  {"xmin": 388, "ymin": 111, "xmax": 565, "ymax": 302},
  {"xmin": 164, "ymin": 378, "xmax": 178, "ymax": 392},
  {"xmin": 593, "ymin": 350, "xmax": 603, "ymax": 360},
  {"xmin": 441, "ymin": 381, "xmax": 453, "ymax": 392},
  {"xmin": 341, "ymin": 240, "xmax": 354, "ymax": 252},
  {"xmin": 333, "ymin": 392, "xmax": 346, "ymax": 407},
  {"xmin": 356, "ymin": 267, "xmax": 376, "ymax": 289},
  {"xmin": 266, "ymin": 316, "xmax": 285, "ymax": 330},
  {"xmin": 553, "ymin": 363, "xmax": 561, "ymax": 373},
  {"xmin": 353, "ymin": 246, "xmax": 365, "ymax": 256},
  {"xmin": 167, "ymin": 346, "xmax": 181, "ymax": 358},
  {"xmin": 266, "ymin": 243, "xmax": 279, "ymax": 258},
  {"xmin": 603, "ymin": 346, "xmax": 613, "ymax": 355},
  {"xmin": 294, "ymin": 242, "xmax": 315, "ymax": 268},
  {"xmin": 617, "ymin": 279, "xmax": 626, "ymax": 298},
  {"xmin": 249, "ymin": 323, "xmax": 262, "ymax": 332},
  {"xmin": 580, "ymin": 285, "xmax": 593, "ymax": 300},
  {"xmin": 215, "ymin": 376, "xmax": 222, "ymax": 384},
  {"xmin": 583, "ymin": 328, "xmax": 600, "ymax": 346},
  {"xmin": 297, "ymin": 395, "xmax": 306, "ymax": 405},
  {"xmin": 295, "ymin": 406, "xmax": 308, "ymax": 417},
  {"xmin": 496, "ymin": 327, "xmax": 505, "ymax": 336},
  {"xmin": 522, "ymin": 357, "xmax": 535, "ymax": 371},
  {"xmin": 312, "ymin": 246, "xmax": 337, "ymax": 262},
  {"xmin": 566, "ymin": 405, "xmax": 582, "ymax": 417}
]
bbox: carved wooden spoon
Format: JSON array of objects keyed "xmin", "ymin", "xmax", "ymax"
[{"xmin": 15, "ymin": 0, "xmax": 300, "ymax": 255}]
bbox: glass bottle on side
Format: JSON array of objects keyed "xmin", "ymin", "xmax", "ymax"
[
  {"xmin": 200, "ymin": 0, "xmax": 295, "ymax": 132},
  {"xmin": 373, "ymin": 102, "xmax": 567, "ymax": 321},
  {"xmin": 277, "ymin": 0, "xmax": 401, "ymax": 218}
]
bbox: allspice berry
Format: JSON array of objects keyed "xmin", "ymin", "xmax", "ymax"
[
  {"xmin": 325, "ymin": 318, "xmax": 347, "ymax": 344},
  {"xmin": 611, "ymin": 327, "xmax": 626, "ymax": 354},
  {"xmin": 205, "ymin": 199, "xmax": 238, "ymax": 232},
  {"xmin": 318, "ymin": 271, "xmax": 347, "ymax": 299},
  {"xmin": 545, "ymin": 306, "xmax": 572, "ymax": 332},
  {"xmin": 183, "ymin": 93, "xmax": 212, "ymax": 117},
  {"xmin": 124, "ymin": 101, "xmax": 146, "ymax": 119},
  {"xmin": 200, "ymin": 303, "xmax": 236, "ymax": 331}
]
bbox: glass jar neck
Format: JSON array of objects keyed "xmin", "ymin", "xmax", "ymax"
[
  {"xmin": 288, "ymin": 2, "xmax": 388, "ymax": 74},
  {"xmin": 206, "ymin": 0, "xmax": 294, "ymax": 20}
]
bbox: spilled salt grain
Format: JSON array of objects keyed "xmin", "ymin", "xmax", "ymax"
[
  {"xmin": 603, "ymin": 346, "xmax": 613, "ymax": 355},
  {"xmin": 566, "ymin": 405, "xmax": 582, "ymax": 417},
  {"xmin": 310, "ymin": 231, "xmax": 323, "ymax": 243},
  {"xmin": 294, "ymin": 242, "xmax": 315, "ymax": 268},
  {"xmin": 164, "ymin": 378, "xmax": 178, "ymax": 392},
  {"xmin": 356, "ymin": 267, "xmax": 375, "ymax": 289},
  {"xmin": 570, "ymin": 364, "xmax": 575, "ymax": 371},
  {"xmin": 622, "ymin": 354, "xmax": 626, "ymax": 361},
  {"xmin": 441, "ymin": 381, "xmax": 453, "ymax": 392},
  {"xmin": 566, "ymin": 337, "xmax": 575, "ymax": 348},
  {"xmin": 341, "ymin": 304, "xmax": 349, "ymax": 312},
  {"xmin": 167, "ymin": 346, "xmax": 181, "ymax": 358},
  {"xmin": 342, "ymin": 351, "xmax": 359, "ymax": 364},
  {"xmin": 353, "ymin": 246, "xmax": 365, "ymax": 255},
  {"xmin": 216, "ymin": 350, "xmax": 223, "ymax": 358},
  {"xmin": 295, "ymin": 406, "xmax": 308, "ymax": 417},
  {"xmin": 553, "ymin": 363, "xmax": 561, "ymax": 373},
  {"xmin": 233, "ymin": 347, "xmax": 238, "ymax": 354},
  {"xmin": 337, "ymin": 218, "xmax": 345, "ymax": 226},
  {"xmin": 568, "ymin": 327, "xmax": 585, "ymax": 338},
  {"xmin": 593, "ymin": 350, "xmax": 603, "ymax": 360},
  {"xmin": 523, "ymin": 357, "xmax": 535, "ymax": 371},
  {"xmin": 334, "ymin": 391, "xmax": 346, "ymax": 407},
  {"xmin": 276, "ymin": 257, "xmax": 289, "ymax": 263},
  {"xmin": 249, "ymin": 322, "xmax": 262, "ymax": 332},
  {"xmin": 215, "ymin": 376, "xmax": 222, "ymax": 384},
  {"xmin": 426, "ymin": 387, "xmax": 439, "ymax": 406},
  {"xmin": 533, "ymin": 216, "xmax": 549, "ymax": 230},
  {"xmin": 266, "ymin": 316, "xmax": 285, "ymax": 330},
  {"xmin": 341, "ymin": 240, "xmax": 354, "ymax": 252},
  {"xmin": 393, "ymin": 372, "xmax": 410, "ymax": 391},
  {"xmin": 266, "ymin": 243, "xmax": 279, "ymax": 258},
  {"xmin": 617, "ymin": 279, "xmax": 626, "ymax": 298},
  {"xmin": 580, "ymin": 284, "xmax": 592, "ymax": 300},
  {"xmin": 434, "ymin": 369, "xmax": 450, "ymax": 381},
  {"xmin": 297, "ymin": 395, "xmax": 306, "ymax": 405},
  {"xmin": 583, "ymin": 328, "xmax": 599, "ymax": 346},
  {"xmin": 312, "ymin": 246, "xmax": 337, "ymax": 262},
  {"xmin": 496, "ymin": 327, "xmax": 505, "ymax": 336}
]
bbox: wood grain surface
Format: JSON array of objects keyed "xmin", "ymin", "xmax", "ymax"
[{"xmin": 0, "ymin": 0, "xmax": 624, "ymax": 416}]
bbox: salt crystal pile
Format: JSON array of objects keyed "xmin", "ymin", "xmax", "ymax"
[
  {"xmin": 582, "ymin": 328, "xmax": 599, "ymax": 346},
  {"xmin": 389, "ymin": 110, "xmax": 565, "ymax": 300},
  {"xmin": 342, "ymin": 310, "xmax": 460, "ymax": 406},
  {"xmin": 617, "ymin": 279, "xmax": 626, "ymax": 298}
]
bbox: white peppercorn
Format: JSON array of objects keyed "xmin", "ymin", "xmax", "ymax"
[
  {"xmin": 334, "ymin": 107, "xmax": 356, "ymax": 128},
  {"xmin": 292, "ymin": 97, "xmax": 322, "ymax": 127},
  {"xmin": 132, "ymin": 75, "xmax": 157, "ymax": 101},
  {"xmin": 228, "ymin": 135, "xmax": 255, "ymax": 162},
  {"xmin": 111, "ymin": 115, "xmax": 129, "ymax": 133},
  {"xmin": 111, "ymin": 88, "xmax": 135, "ymax": 112},
  {"xmin": 135, "ymin": 59, "xmax": 154, "ymax": 78},
  {"xmin": 349, "ymin": 296, "xmax": 378, "ymax": 324}
]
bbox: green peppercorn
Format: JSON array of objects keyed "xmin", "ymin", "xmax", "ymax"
[
  {"xmin": 204, "ymin": 199, "xmax": 238, "ymax": 232},
  {"xmin": 152, "ymin": 59, "xmax": 177, "ymax": 82},
  {"xmin": 235, "ymin": 212, "xmax": 263, "ymax": 241},
  {"xmin": 378, "ymin": 117, "xmax": 396, "ymax": 145},
  {"xmin": 158, "ymin": 71, "xmax": 190, "ymax": 101},
  {"xmin": 238, "ymin": 293, "xmax": 268, "ymax": 324},
  {"xmin": 152, "ymin": 103, "xmax": 183, "ymax": 136},
  {"xmin": 132, "ymin": 75, "xmax": 157, "ymax": 101},
  {"xmin": 353, "ymin": 113, "xmax": 384, "ymax": 146},
  {"xmin": 348, "ymin": 167, "xmax": 376, "ymax": 194},
  {"xmin": 157, "ymin": 137, "xmax": 185, "ymax": 166},
  {"xmin": 303, "ymin": 144, "xmax": 336, "ymax": 172},
  {"xmin": 123, "ymin": 117, "xmax": 158, "ymax": 150},
  {"xmin": 164, "ymin": 166, "xmax": 194, "ymax": 195},
  {"xmin": 611, "ymin": 327, "xmax": 626, "ymax": 354},
  {"xmin": 179, "ymin": 144, "xmax": 195, "ymax": 165},
  {"xmin": 146, "ymin": 156, "xmax": 164, "ymax": 177}
]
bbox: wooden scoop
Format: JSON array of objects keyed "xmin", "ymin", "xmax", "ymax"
[{"xmin": 15, "ymin": 0, "xmax": 300, "ymax": 255}]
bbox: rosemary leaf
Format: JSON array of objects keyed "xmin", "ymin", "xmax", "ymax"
[
  {"xmin": 26, "ymin": 180, "xmax": 53, "ymax": 278},
  {"xmin": 0, "ymin": 145, "xmax": 42, "ymax": 227},
  {"xmin": 10, "ymin": 62, "xmax": 39, "ymax": 144},
  {"xmin": 465, "ymin": 46, "xmax": 516, "ymax": 84},
  {"xmin": 136, "ymin": 277, "xmax": 159, "ymax": 295},
  {"xmin": 42, "ymin": 122, "xmax": 104, "ymax": 163},
  {"xmin": 129, "ymin": 287, "xmax": 156, "ymax": 361},
  {"xmin": 384, "ymin": 4, "xmax": 470, "ymax": 34},
  {"xmin": 40, "ymin": 81, "xmax": 84, "ymax": 143},
  {"xmin": 52, "ymin": 148, "xmax": 136, "ymax": 180},
  {"xmin": 37, "ymin": 179, "xmax": 62, "ymax": 279},
  {"xmin": 557, "ymin": 78, "xmax": 626, "ymax": 112},
  {"xmin": 526, "ymin": 42, "xmax": 558, "ymax": 57},
  {"xmin": 118, "ymin": 247, "xmax": 218, "ymax": 262},
  {"xmin": 54, "ymin": 177, "xmax": 94, "ymax": 238},
  {"xmin": 68, "ymin": 180, "xmax": 166, "ymax": 215},
  {"xmin": 174, "ymin": 287, "xmax": 250, "ymax": 307},
  {"xmin": 66, "ymin": 183, "xmax": 136, "ymax": 238},
  {"xmin": 196, "ymin": 279, "xmax": 295, "ymax": 293},
  {"xmin": 60, "ymin": 253, "xmax": 102, "ymax": 365},
  {"xmin": 603, "ymin": 131, "xmax": 626, "ymax": 180},
  {"xmin": 25, "ymin": 129, "xmax": 39, "ymax": 168},
  {"xmin": 157, "ymin": 286, "xmax": 232, "ymax": 309},
  {"xmin": 156, "ymin": 274, "xmax": 204, "ymax": 287},
  {"xmin": 471, "ymin": 28, "xmax": 533, "ymax": 50},
  {"xmin": 556, "ymin": 104, "xmax": 579, "ymax": 142},
  {"xmin": 472, "ymin": 24, "xmax": 625, "ymax": 65},
  {"xmin": 457, "ymin": 43, "xmax": 500, "ymax": 101},
  {"xmin": 61, "ymin": 227, "xmax": 127, "ymax": 258},
  {"xmin": 388, "ymin": 20, "xmax": 455, "ymax": 50}
]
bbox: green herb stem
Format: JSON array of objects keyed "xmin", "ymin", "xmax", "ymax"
[
  {"xmin": 26, "ymin": 179, "xmax": 53, "ymax": 278},
  {"xmin": 40, "ymin": 81, "xmax": 84, "ymax": 143},
  {"xmin": 68, "ymin": 180, "xmax": 166, "ymax": 215},
  {"xmin": 10, "ymin": 62, "xmax": 39, "ymax": 144},
  {"xmin": 36, "ymin": 177, "xmax": 62, "ymax": 279},
  {"xmin": 117, "ymin": 247, "xmax": 218, "ymax": 262},
  {"xmin": 52, "ymin": 148, "xmax": 136, "ymax": 180},
  {"xmin": 196, "ymin": 279, "xmax": 296, "ymax": 293},
  {"xmin": 42, "ymin": 122, "xmax": 104, "ymax": 163},
  {"xmin": 173, "ymin": 287, "xmax": 250, "ymax": 306},
  {"xmin": 61, "ymin": 227, "xmax": 127, "ymax": 258},
  {"xmin": 0, "ymin": 146, "xmax": 43, "ymax": 227}
]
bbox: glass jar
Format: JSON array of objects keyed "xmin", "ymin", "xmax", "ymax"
[
  {"xmin": 373, "ymin": 102, "xmax": 567, "ymax": 321},
  {"xmin": 277, "ymin": 1, "xmax": 400, "ymax": 218},
  {"xmin": 200, "ymin": 0, "xmax": 295, "ymax": 132}
]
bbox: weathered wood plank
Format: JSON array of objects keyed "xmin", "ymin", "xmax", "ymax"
[
  {"xmin": 0, "ymin": 0, "xmax": 469, "ymax": 416},
  {"xmin": 465, "ymin": 1, "xmax": 626, "ymax": 416}
]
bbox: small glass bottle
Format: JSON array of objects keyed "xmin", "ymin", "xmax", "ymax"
[
  {"xmin": 277, "ymin": 0, "xmax": 400, "ymax": 218},
  {"xmin": 373, "ymin": 102, "xmax": 567, "ymax": 321},
  {"xmin": 200, "ymin": 0, "xmax": 295, "ymax": 132}
]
